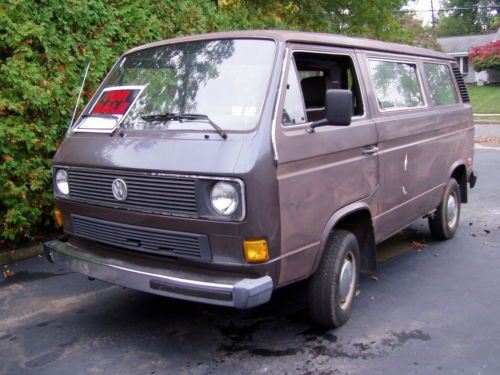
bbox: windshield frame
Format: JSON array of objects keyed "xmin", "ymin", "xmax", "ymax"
[{"xmin": 74, "ymin": 37, "xmax": 278, "ymax": 135}]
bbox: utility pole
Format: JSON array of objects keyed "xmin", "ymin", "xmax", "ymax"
[{"xmin": 430, "ymin": 0, "xmax": 436, "ymax": 37}]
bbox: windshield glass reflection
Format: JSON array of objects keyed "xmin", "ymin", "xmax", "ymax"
[{"xmin": 97, "ymin": 39, "xmax": 275, "ymax": 131}]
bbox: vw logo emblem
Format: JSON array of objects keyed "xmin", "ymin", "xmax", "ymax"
[{"xmin": 112, "ymin": 179, "xmax": 128, "ymax": 201}]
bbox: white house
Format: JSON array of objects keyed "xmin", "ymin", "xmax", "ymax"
[{"xmin": 438, "ymin": 29, "xmax": 500, "ymax": 84}]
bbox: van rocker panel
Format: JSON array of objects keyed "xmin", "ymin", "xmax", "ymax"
[{"xmin": 44, "ymin": 240, "xmax": 273, "ymax": 309}]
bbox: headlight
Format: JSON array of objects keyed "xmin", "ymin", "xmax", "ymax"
[
  {"xmin": 210, "ymin": 181, "xmax": 239, "ymax": 216},
  {"xmin": 55, "ymin": 169, "xmax": 69, "ymax": 195}
]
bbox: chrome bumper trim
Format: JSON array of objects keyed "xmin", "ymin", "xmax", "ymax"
[{"xmin": 44, "ymin": 240, "xmax": 273, "ymax": 309}]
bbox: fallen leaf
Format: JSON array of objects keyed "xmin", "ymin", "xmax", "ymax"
[
  {"xmin": 356, "ymin": 289, "xmax": 361, "ymax": 296},
  {"xmin": 475, "ymin": 135, "xmax": 500, "ymax": 143},
  {"xmin": 370, "ymin": 275, "xmax": 379, "ymax": 281},
  {"xmin": 410, "ymin": 240, "xmax": 427, "ymax": 250},
  {"xmin": 3, "ymin": 269, "xmax": 15, "ymax": 279}
]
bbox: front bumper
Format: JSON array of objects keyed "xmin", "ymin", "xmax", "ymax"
[{"xmin": 44, "ymin": 240, "xmax": 273, "ymax": 309}]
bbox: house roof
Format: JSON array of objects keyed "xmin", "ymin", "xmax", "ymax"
[{"xmin": 438, "ymin": 30, "xmax": 499, "ymax": 55}]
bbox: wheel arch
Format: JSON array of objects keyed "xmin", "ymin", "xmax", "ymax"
[
  {"xmin": 448, "ymin": 162, "xmax": 468, "ymax": 203},
  {"xmin": 314, "ymin": 202, "xmax": 377, "ymax": 274}
]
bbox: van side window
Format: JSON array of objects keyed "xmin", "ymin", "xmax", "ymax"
[
  {"xmin": 369, "ymin": 60, "xmax": 425, "ymax": 110},
  {"xmin": 423, "ymin": 63, "xmax": 459, "ymax": 106},
  {"xmin": 282, "ymin": 62, "xmax": 307, "ymax": 126},
  {"xmin": 292, "ymin": 52, "xmax": 364, "ymax": 122}
]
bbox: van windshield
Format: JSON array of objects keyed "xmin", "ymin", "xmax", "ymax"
[{"xmin": 93, "ymin": 39, "xmax": 276, "ymax": 132}]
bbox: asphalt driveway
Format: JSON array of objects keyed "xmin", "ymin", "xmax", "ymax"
[{"xmin": 1, "ymin": 145, "xmax": 499, "ymax": 375}]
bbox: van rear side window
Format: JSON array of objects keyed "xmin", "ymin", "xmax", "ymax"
[
  {"xmin": 369, "ymin": 60, "xmax": 425, "ymax": 111},
  {"xmin": 423, "ymin": 63, "xmax": 459, "ymax": 106}
]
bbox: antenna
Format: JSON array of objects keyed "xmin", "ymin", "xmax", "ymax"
[{"xmin": 69, "ymin": 61, "xmax": 91, "ymax": 127}]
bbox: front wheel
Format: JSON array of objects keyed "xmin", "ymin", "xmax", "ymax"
[
  {"xmin": 308, "ymin": 230, "xmax": 360, "ymax": 328},
  {"xmin": 428, "ymin": 178, "xmax": 461, "ymax": 240}
]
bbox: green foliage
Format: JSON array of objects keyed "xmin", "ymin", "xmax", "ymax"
[
  {"xmin": 397, "ymin": 14, "xmax": 442, "ymax": 51},
  {"xmin": 0, "ymin": 0, "xmax": 410, "ymax": 243},
  {"xmin": 436, "ymin": 0, "xmax": 499, "ymax": 37}
]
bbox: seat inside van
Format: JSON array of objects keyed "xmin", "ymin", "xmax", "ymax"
[{"xmin": 294, "ymin": 53, "xmax": 364, "ymax": 122}]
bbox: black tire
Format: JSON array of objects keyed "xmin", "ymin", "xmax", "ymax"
[
  {"xmin": 428, "ymin": 178, "xmax": 461, "ymax": 241},
  {"xmin": 308, "ymin": 230, "xmax": 360, "ymax": 328}
]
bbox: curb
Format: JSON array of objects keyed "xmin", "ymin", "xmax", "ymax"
[
  {"xmin": 0, "ymin": 245, "xmax": 43, "ymax": 266},
  {"xmin": 474, "ymin": 121, "xmax": 500, "ymax": 125}
]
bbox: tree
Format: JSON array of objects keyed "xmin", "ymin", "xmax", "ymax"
[
  {"xmin": 219, "ymin": 0, "xmax": 408, "ymax": 40},
  {"xmin": 398, "ymin": 14, "xmax": 443, "ymax": 50},
  {"xmin": 469, "ymin": 40, "xmax": 500, "ymax": 70},
  {"xmin": 436, "ymin": 0, "xmax": 499, "ymax": 36}
]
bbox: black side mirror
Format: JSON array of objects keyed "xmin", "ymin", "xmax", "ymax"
[{"xmin": 308, "ymin": 89, "xmax": 353, "ymax": 132}]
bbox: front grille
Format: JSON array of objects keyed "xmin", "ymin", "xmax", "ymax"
[
  {"xmin": 72, "ymin": 215, "xmax": 211, "ymax": 260},
  {"xmin": 451, "ymin": 64, "xmax": 470, "ymax": 103},
  {"xmin": 67, "ymin": 167, "xmax": 198, "ymax": 217}
]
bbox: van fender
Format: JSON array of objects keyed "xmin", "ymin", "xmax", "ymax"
[
  {"xmin": 312, "ymin": 201, "xmax": 376, "ymax": 275},
  {"xmin": 447, "ymin": 160, "xmax": 468, "ymax": 203}
]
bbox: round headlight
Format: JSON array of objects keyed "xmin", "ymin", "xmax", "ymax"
[
  {"xmin": 210, "ymin": 181, "xmax": 239, "ymax": 216},
  {"xmin": 55, "ymin": 169, "xmax": 69, "ymax": 195}
]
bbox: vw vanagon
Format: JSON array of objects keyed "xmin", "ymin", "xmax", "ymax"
[{"xmin": 45, "ymin": 31, "xmax": 477, "ymax": 327}]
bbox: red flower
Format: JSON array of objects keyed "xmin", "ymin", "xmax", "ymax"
[{"xmin": 468, "ymin": 41, "xmax": 500, "ymax": 71}]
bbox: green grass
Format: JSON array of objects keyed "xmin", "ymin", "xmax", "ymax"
[{"xmin": 467, "ymin": 85, "xmax": 500, "ymax": 113}]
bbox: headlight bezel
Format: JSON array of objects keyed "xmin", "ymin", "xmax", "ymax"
[{"xmin": 197, "ymin": 177, "xmax": 246, "ymax": 222}]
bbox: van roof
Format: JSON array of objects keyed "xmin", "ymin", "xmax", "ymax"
[{"xmin": 126, "ymin": 30, "xmax": 452, "ymax": 61}]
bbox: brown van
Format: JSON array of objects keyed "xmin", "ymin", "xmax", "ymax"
[{"xmin": 44, "ymin": 30, "xmax": 477, "ymax": 328}]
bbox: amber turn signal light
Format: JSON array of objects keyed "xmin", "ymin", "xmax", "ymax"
[
  {"xmin": 243, "ymin": 239, "xmax": 269, "ymax": 263},
  {"xmin": 53, "ymin": 209, "xmax": 64, "ymax": 227}
]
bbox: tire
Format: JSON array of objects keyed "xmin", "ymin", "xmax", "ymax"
[
  {"xmin": 308, "ymin": 230, "xmax": 360, "ymax": 328},
  {"xmin": 428, "ymin": 178, "xmax": 461, "ymax": 241}
]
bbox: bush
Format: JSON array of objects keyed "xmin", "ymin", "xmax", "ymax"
[
  {"xmin": 0, "ymin": 0, "xmax": 407, "ymax": 243},
  {"xmin": 0, "ymin": 0, "xmax": 224, "ymax": 242},
  {"xmin": 469, "ymin": 41, "xmax": 500, "ymax": 72}
]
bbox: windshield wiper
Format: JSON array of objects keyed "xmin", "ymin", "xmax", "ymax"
[{"xmin": 141, "ymin": 113, "xmax": 227, "ymax": 140}]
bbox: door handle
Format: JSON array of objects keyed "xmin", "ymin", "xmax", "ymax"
[{"xmin": 363, "ymin": 145, "xmax": 379, "ymax": 155}]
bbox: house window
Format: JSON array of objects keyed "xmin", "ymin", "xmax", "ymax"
[{"xmin": 462, "ymin": 57, "xmax": 469, "ymax": 74}]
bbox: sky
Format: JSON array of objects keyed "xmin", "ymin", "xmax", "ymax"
[{"xmin": 404, "ymin": 0, "xmax": 438, "ymax": 25}]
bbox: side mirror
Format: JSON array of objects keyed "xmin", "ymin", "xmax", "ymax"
[{"xmin": 308, "ymin": 89, "xmax": 353, "ymax": 132}]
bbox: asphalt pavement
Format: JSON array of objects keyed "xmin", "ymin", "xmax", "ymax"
[{"xmin": 1, "ymin": 140, "xmax": 499, "ymax": 375}]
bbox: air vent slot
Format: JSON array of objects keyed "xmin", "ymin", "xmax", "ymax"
[
  {"xmin": 72, "ymin": 215, "xmax": 211, "ymax": 261},
  {"xmin": 451, "ymin": 64, "xmax": 470, "ymax": 103}
]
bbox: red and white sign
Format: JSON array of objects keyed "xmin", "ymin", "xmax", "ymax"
[{"xmin": 75, "ymin": 85, "xmax": 145, "ymax": 133}]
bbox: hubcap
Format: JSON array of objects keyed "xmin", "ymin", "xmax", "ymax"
[
  {"xmin": 338, "ymin": 252, "xmax": 356, "ymax": 310},
  {"xmin": 447, "ymin": 194, "xmax": 458, "ymax": 228}
]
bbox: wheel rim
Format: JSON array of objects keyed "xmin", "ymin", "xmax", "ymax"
[
  {"xmin": 447, "ymin": 193, "xmax": 458, "ymax": 229},
  {"xmin": 338, "ymin": 251, "xmax": 356, "ymax": 311}
]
